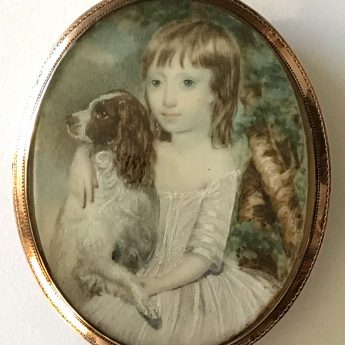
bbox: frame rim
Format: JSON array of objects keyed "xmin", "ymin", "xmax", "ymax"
[{"xmin": 12, "ymin": 0, "xmax": 331, "ymax": 344}]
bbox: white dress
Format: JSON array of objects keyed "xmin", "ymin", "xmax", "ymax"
[{"xmin": 81, "ymin": 170, "xmax": 276, "ymax": 345}]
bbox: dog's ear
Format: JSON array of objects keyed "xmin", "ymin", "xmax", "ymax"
[{"xmin": 113, "ymin": 94, "xmax": 155, "ymax": 186}]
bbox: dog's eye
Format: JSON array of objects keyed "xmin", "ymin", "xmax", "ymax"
[{"xmin": 96, "ymin": 112, "xmax": 109, "ymax": 120}]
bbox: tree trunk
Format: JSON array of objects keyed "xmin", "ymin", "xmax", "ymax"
[
  {"xmin": 238, "ymin": 161, "xmax": 276, "ymax": 228},
  {"xmin": 247, "ymin": 124, "xmax": 303, "ymax": 258}
]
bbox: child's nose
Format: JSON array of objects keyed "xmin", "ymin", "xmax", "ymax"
[{"xmin": 163, "ymin": 84, "xmax": 177, "ymax": 108}]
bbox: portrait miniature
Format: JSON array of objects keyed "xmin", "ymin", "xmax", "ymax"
[{"xmin": 13, "ymin": 1, "xmax": 329, "ymax": 345}]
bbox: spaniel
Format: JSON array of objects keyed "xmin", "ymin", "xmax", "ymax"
[{"xmin": 50, "ymin": 90, "xmax": 159, "ymax": 323}]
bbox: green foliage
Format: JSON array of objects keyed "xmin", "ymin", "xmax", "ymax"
[{"xmin": 227, "ymin": 221, "xmax": 288, "ymax": 280}]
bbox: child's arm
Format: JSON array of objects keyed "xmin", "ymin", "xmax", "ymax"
[
  {"xmin": 139, "ymin": 253, "xmax": 211, "ymax": 296},
  {"xmin": 69, "ymin": 144, "xmax": 98, "ymax": 208}
]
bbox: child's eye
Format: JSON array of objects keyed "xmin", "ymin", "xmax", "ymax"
[
  {"xmin": 182, "ymin": 79, "xmax": 195, "ymax": 87},
  {"xmin": 151, "ymin": 80, "xmax": 161, "ymax": 87}
]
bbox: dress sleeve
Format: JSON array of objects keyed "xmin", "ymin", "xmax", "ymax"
[{"xmin": 186, "ymin": 171, "xmax": 239, "ymax": 273}]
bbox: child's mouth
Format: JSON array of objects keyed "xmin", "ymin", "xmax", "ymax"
[{"xmin": 161, "ymin": 112, "xmax": 180, "ymax": 117}]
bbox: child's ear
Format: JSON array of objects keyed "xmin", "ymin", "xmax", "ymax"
[
  {"xmin": 208, "ymin": 93, "xmax": 215, "ymax": 104},
  {"xmin": 206, "ymin": 83, "xmax": 215, "ymax": 104},
  {"xmin": 207, "ymin": 91, "xmax": 215, "ymax": 105}
]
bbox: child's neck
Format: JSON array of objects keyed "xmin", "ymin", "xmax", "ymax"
[{"xmin": 169, "ymin": 130, "xmax": 212, "ymax": 153}]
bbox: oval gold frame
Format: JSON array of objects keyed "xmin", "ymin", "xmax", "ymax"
[{"xmin": 13, "ymin": 0, "xmax": 331, "ymax": 344}]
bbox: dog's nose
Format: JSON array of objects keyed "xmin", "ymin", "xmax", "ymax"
[{"xmin": 65, "ymin": 115, "xmax": 79, "ymax": 127}]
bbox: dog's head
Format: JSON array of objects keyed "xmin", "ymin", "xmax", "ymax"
[
  {"xmin": 66, "ymin": 90, "xmax": 156, "ymax": 186},
  {"xmin": 66, "ymin": 90, "xmax": 123, "ymax": 147}
]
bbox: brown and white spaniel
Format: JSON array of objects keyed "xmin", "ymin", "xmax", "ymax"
[{"xmin": 50, "ymin": 90, "xmax": 159, "ymax": 323}]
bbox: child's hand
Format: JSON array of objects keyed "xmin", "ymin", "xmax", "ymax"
[
  {"xmin": 69, "ymin": 145, "xmax": 98, "ymax": 208},
  {"xmin": 138, "ymin": 277, "xmax": 162, "ymax": 297}
]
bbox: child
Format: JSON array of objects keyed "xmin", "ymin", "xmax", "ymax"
[{"xmin": 71, "ymin": 19, "xmax": 277, "ymax": 345}]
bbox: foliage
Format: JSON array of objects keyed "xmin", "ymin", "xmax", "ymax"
[{"xmin": 227, "ymin": 221, "xmax": 288, "ymax": 280}]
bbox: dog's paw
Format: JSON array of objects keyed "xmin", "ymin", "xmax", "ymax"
[
  {"xmin": 136, "ymin": 297, "xmax": 160, "ymax": 322},
  {"xmin": 73, "ymin": 266, "xmax": 105, "ymax": 296},
  {"xmin": 139, "ymin": 299, "xmax": 162, "ymax": 329},
  {"xmin": 88, "ymin": 278, "xmax": 106, "ymax": 296}
]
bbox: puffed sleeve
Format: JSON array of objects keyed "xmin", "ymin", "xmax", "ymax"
[{"xmin": 186, "ymin": 171, "xmax": 239, "ymax": 273}]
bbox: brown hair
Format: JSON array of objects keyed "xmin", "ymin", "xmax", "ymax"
[{"xmin": 142, "ymin": 19, "xmax": 241, "ymax": 147}]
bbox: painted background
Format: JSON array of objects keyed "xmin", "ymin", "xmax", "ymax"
[
  {"xmin": 32, "ymin": 1, "xmax": 307, "ymax": 284},
  {"xmin": 1, "ymin": 0, "xmax": 344, "ymax": 344}
]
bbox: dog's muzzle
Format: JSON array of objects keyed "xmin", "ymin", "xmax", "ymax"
[
  {"xmin": 66, "ymin": 115, "xmax": 80, "ymax": 133},
  {"xmin": 66, "ymin": 110, "xmax": 92, "ymax": 143}
]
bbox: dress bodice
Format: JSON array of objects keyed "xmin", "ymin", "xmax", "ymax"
[{"xmin": 142, "ymin": 170, "xmax": 240, "ymax": 276}]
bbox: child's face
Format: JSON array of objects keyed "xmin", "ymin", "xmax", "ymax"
[{"xmin": 146, "ymin": 54, "xmax": 214, "ymax": 136}]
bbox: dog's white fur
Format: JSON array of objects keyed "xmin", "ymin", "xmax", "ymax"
[{"xmin": 50, "ymin": 91, "xmax": 159, "ymax": 320}]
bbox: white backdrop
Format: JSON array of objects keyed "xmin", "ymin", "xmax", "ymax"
[{"xmin": 1, "ymin": 1, "xmax": 344, "ymax": 344}]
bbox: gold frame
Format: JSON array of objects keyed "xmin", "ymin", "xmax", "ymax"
[{"xmin": 13, "ymin": 0, "xmax": 331, "ymax": 344}]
